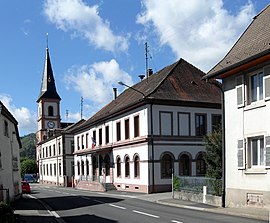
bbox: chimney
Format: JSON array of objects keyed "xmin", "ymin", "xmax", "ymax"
[
  {"xmin": 138, "ymin": 74, "xmax": 145, "ymax": 81},
  {"xmin": 113, "ymin": 87, "xmax": 117, "ymax": 99},
  {"xmin": 148, "ymin": 68, "xmax": 153, "ymax": 76}
]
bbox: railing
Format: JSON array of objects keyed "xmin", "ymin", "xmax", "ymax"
[{"xmin": 174, "ymin": 176, "xmax": 222, "ymax": 196}]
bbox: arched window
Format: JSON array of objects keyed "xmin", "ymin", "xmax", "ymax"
[
  {"xmin": 104, "ymin": 155, "xmax": 110, "ymax": 176},
  {"xmin": 81, "ymin": 160, "xmax": 85, "ymax": 176},
  {"xmin": 116, "ymin": 157, "xmax": 121, "ymax": 177},
  {"xmin": 48, "ymin": 106, "xmax": 54, "ymax": 116},
  {"xmin": 134, "ymin": 155, "xmax": 140, "ymax": 178},
  {"xmin": 125, "ymin": 156, "xmax": 130, "ymax": 177},
  {"xmin": 77, "ymin": 161, "xmax": 80, "ymax": 175},
  {"xmin": 179, "ymin": 153, "xmax": 191, "ymax": 176},
  {"xmin": 92, "ymin": 156, "xmax": 97, "ymax": 176},
  {"xmin": 196, "ymin": 152, "xmax": 206, "ymax": 176},
  {"xmin": 86, "ymin": 159, "xmax": 89, "ymax": 176},
  {"xmin": 161, "ymin": 153, "xmax": 173, "ymax": 178}
]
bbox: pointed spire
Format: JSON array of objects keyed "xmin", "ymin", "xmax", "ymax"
[{"xmin": 37, "ymin": 36, "xmax": 61, "ymax": 102}]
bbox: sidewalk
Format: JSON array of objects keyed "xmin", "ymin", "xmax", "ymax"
[
  {"xmin": 12, "ymin": 194, "xmax": 57, "ymax": 223},
  {"xmin": 136, "ymin": 192, "xmax": 269, "ymax": 221}
]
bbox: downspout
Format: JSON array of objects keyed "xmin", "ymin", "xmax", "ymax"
[{"xmin": 150, "ymin": 103, "xmax": 155, "ymax": 193}]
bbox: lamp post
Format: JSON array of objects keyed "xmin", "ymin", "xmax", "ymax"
[{"xmin": 118, "ymin": 81, "xmax": 145, "ymax": 98}]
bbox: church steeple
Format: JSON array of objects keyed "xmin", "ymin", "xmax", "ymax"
[{"xmin": 37, "ymin": 47, "xmax": 61, "ymax": 102}]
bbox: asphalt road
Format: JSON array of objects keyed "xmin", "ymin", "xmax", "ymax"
[{"xmin": 29, "ymin": 184, "xmax": 266, "ymax": 223}]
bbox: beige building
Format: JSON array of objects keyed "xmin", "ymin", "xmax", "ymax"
[{"xmin": 0, "ymin": 101, "xmax": 22, "ymax": 202}]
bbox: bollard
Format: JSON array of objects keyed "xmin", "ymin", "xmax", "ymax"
[{"xmin": 203, "ymin": 186, "xmax": 207, "ymax": 204}]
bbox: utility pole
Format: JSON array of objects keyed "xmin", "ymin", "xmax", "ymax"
[
  {"xmin": 80, "ymin": 97, "xmax": 83, "ymax": 120},
  {"xmin": 145, "ymin": 42, "xmax": 149, "ymax": 82}
]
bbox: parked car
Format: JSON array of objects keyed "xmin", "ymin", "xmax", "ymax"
[
  {"xmin": 21, "ymin": 181, "xmax": 31, "ymax": 193},
  {"xmin": 23, "ymin": 174, "xmax": 37, "ymax": 183}
]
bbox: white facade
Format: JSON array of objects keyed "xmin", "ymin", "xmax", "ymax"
[
  {"xmin": 0, "ymin": 103, "xmax": 21, "ymax": 202},
  {"xmin": 74, "ymin": 103, "xmax": 221, "ymax": 193},
  {"xmin": 224, "ymin": 64, "xmax": 270, "ymax": 207},
  {"xmin": 37, "ymin": 133, "xmax": 75, "ymax": 186}
]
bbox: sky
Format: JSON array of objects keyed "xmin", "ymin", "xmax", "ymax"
[{"xmin": 0, "ymin": 0, "xmax": 269, "ymax": 136}]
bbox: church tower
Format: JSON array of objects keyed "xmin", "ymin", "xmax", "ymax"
[{"xmin": 36, "ymin": 47, "xmax": 61, "ymax": 143}]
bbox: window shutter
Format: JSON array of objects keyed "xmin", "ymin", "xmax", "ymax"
[
  {"xmin": 263, "ymin": 66, "xmax": 270, "ymax": 100},
  {"xmin": 236, "ymin": 76, "xmax": 244, "ymax": 108},
  {"xmin": 237, "ymin": 139, "xmax": 245, "ymax": 169},
  {"xmin": 265, "ymin": 136, "xmax": 270, "ymax": 168}
]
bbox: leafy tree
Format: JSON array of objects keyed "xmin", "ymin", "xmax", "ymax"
[
  {"xmin": 20, "ymin": 133, "xmax": 36, "ymax": 160},
  {"xmin": 203, "ymin": 125, "xmax": 222, "ymax": 179},
  {"xmin": 20, "ymin": 158, "xmax": 37, "ymax": 177}
]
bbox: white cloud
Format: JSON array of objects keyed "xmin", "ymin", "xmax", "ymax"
[
  {"xmin": 0, "ymin": 94, "xmax": 37, "ymax": 136},
  {"xmin": 43, "ymin": 0, "xmax": 129, "ymax": 52},
  {"xmin": 136, "ymin": 0, "xmax": 256, "ymax": 71},
  {"xmin": 64, "ymin": 59, "xmax": 133, "ymax": 110}
]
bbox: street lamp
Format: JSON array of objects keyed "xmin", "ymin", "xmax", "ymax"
[{"xmin": 118, "ymin": 81, "xmax": 145, "ymax": 98}]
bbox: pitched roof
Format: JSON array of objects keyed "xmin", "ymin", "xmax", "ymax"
[
  {"xmin": 37, "ymin": 48, "xmax": 61, "ymax": 102},
  {"xmin": 0, "ymin": 101, "xmax": 22, "ymax": 148},
  {"xmin": 205, "ymin": 4, "xmax": 270, "ymax": 79},
  {"xmin": 76, "ymin": 58, "xmax": 221, "ymax": 131}
]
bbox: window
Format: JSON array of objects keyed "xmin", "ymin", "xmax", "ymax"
[
  {"xmin": 179, "ymin": 154, "xmax": 190, "ymax": 176},
  {"xmin": 46, "ymin": 147, "xmax": 48, "ymax": 157},
  {"xmin": 161, "ymin": 154, "xmax": 173, "ymax": 178},
  {"xmin": 134, "ymin": 155, "xmax": 140, "ymax": 178},
  {"xmin": 48, "ymin": 106, "xmax": 54, "ymax": 116},
  {"xmin": 81, "ymin": 135, "xmax": 84, "ymax": 149},
  {"xmin": 86, "ymin": 133, "xmax": 89, "ymax": 149},
  {"xmin": 116, "ymin": 157, "xmax": 121, "ymax": 177},
  {"xmin": 104, "ymin": 155, "xmax": 110, "ymax": 176},
  {"xmin": 4, "ymin": 120, "xmax": 9, "ymax": 137},
  {"xmin": 99, "ymin": 128, "xmax": 102, "ymax": 145},
  {"xmin": 212, "ymin": 114, "xmax": 222, "ymax": 132},
  {"xmin": 116, "ymin": 122, "xmax": 121, "ymax": 141},
  {"xmin": 71, "ymin": 161, "xmax": 75, "ymax": 176},
  {"xmin": 54, "ymin": 163, "xmax": 56, "ymax": 176},
  {"xmin": 249, "ymin": 72, "xmax": 263, "ymax": 103},
  {"xmin": 105, "ymin": 126, "xmax": 109, "ymax": 144},
  {"xmin": 86, "ymin": 159, "xmax": 89, "ymax": 176},
  {"xmin": 77, "ymin": 161, "xmax": 80, "ymax": 175},
  {"xmin": 125, "ymin": 156, "xmax": 130, "ymax": 177},
  {"xmin": 46, "ymin": 164, "xmax": 48, "ymax": 176},
  {"xmin": 58, "ymin": 142, "xmax": 61, "ymax": 155},
  {"xmin": 59, "ymin": 163, "xmax": 62, "ymax": 176},
  {"xmin": 160, "ymin": 112, "xmax": 173, "ymax": 135},
  {"xmin": 92, "ymin": 156, "xmax": 97, "ymax": 176},
  {"xmin": 195, "ymin": 114, "xmax": 207, "ymax": 136},
  {"xmin": 50, "ymin": 164, "xmax": 52, "ymax": 176},
  {"xmin": 196, "ymin": 152, "xmax": 206, "ymax": 176},
  {"xmin": 125, "ymin": 119, "xmax": 130, "ymax": 140},
  {"xmin": 77, "ymin": 136, "xmax": 80, "ymax": 150},
  {"xmin": 53, "ymin": 144, "xmax": 56, "ymax": 156},
  {"xmin": 247, "ymin": 137, "xmax": 264, "ymax": 167},
  {"xmin": 81, "ymin": 160, "xmax": 85, "ymax": 175},
  {"xmin": 134, "ymin": 115, "xmax": 140, "ymax": 137},
  {"xmin": 43, "ymin": 164, "xmax": 45, "ymax": 175},
  {"xmin": 71, "ymin": 140, "xmax": 74, "ymax": 153},
  {"xmin": 178, "ymin": 113, "xmax": 190, "ymax": 136},
  {"xmin": 93, "ymin": 130, "xmax": 96, "ymax": 146},
  {"xmin": 49, "ymin": 146, "xmax": 51, "ymax": 157}
]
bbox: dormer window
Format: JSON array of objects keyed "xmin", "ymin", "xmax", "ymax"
[{"xmin": 48, "ymin": 106, "xmax": 54, "ymax": 116}]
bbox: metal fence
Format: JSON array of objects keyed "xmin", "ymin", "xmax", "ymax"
[{"xmin": 174, "ymin": 176, "xmax": 222, "ymax": 196}]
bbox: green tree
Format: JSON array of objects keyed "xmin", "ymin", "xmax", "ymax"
[
  {"xmin": 20, "ymin": 133, "xmax": 36, "ymax": 160},
  {"xmin": 203, "ymin": 125, "xmax": 222, "ymax": 179},
  {"xmin": 20, "ymin": 158, "xmax": 37, "ymax": 177}
]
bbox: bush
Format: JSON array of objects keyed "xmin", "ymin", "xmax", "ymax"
[{"xmin": 173, "ymin": 176, "xmax": 181, "ymax": 191}]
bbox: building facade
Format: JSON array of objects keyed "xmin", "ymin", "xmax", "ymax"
[
  {"xmin": 204, "ymin": 4, "xmax": 270, "ymax": 207},
  {"xmin": 36, "ymin": 47, "xmax": 81, "ymax": 186},
  {"xmin": 0, "ymin": 101, "xmax": 22, "ymax": 202},
  {"xmin": 74, "ymin": 59, "xmax": 221, "ymax": 193}
]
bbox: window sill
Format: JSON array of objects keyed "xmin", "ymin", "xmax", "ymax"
[
  {"xmin": 244, "ymin": 168, "xmax": 267, "ymax": 174},
  {"xmin": 244, "ymin": 102, "xmax": 266, "ymax": 111}
]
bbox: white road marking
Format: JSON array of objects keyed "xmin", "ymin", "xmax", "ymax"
[
  {"xmin": 109, "ymin": 204, "xmax": 126, "ymax": 210},
  {"xmin": 183, "ymin": 206, "xmax": 204, "ymax": 211},
  {"xmin": 51, "ymin": 211, "xmax": 60, "ymax": 218},
  {"xmin": 93, "ymin": 199, "xmax": 105, "ymax": 204},
  {"xmin": 132, "ymin": 210, "xmax": 160, "ymax": 218},
  {"xmin": 171, "ymin": 220, "xmax": 183, "ymax": 223}
]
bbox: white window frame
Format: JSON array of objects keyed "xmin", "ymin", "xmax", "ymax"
[
  {"xmin": 247, "ymin": 136, "xmax": 264, "ymax": 168},
  {"xmin": 248, "ymin": 71, "xmax": 263, "ymax": 104}
]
